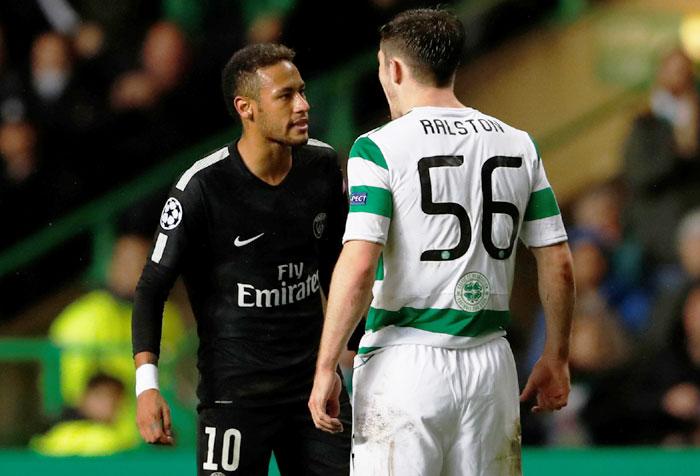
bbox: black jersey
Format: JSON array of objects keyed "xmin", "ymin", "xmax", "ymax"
[{"xmin": 132, "ymin": 139, "xmax": 348, "ymax": 407}]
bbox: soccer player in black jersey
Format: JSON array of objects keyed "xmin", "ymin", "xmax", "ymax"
[{"xmin": 131, "ymin": 43, "xmax": 351, "ymax": 475}]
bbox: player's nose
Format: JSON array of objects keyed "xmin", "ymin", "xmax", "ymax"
[{"xmin": 294, "ymin": 92, "xmax": 310, "ymax": 113}]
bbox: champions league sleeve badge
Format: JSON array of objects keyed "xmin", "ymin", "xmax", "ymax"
[{"xmin": 160, "ymin": 197, "xmax": 183, "ymax": 230}]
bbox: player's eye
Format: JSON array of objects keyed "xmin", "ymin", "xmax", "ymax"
[{"xmin": 278, "ymin": 92, "xmax": 292, "ymax": 100}]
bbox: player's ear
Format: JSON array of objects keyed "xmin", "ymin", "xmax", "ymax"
[
  {"xmin": 389, "ymin": 58, "xmax": 403, "ymax": 86},
  {"xmin": 234, "ymin": 96, "xmax": 254, "ymax": 121}
]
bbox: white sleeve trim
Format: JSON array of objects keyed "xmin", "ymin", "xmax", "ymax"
[
  {"xmin": 307, "ymin": 138, "xmax": 335, "ymax": 150},
  {"xmin": 524, "ymin": 235, "xmax": 569, "ymax": 249},
  {"xmin": 151, "ymin": 233, "xmax": 168, "ymax": 263},
  {"xmin": 342, "ymin": 234, "xmax": 388, "ymax": 246},
  {"xmin": 176, "ymin": 147, "xmax": 229, "ymax": 191}
]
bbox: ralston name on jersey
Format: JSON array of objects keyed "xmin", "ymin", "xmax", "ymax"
[{"xmin": 419, "ymin": 118, "xmax": 506, "ymax": 136}]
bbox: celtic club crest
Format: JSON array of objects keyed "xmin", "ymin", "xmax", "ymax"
[{"xmin": 454, "ymin": 272, "xmax": 490, "ymax": 312}]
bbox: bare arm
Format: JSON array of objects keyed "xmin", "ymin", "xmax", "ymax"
[
  {"xmin": 308, "ymin": 240, "xmax": 382, "ymax": 432},
  {"xmin": 135, "ymin": 351, "xmax": 158, "ymax": 367},
  {"xmin": 521, "ymin": 241, "xmax": 575, "ymax": 412}
]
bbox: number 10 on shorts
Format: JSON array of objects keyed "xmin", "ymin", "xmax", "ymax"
[{"xmin": 203, "ymin": 426, "xmax": 242, "ymax": 472}]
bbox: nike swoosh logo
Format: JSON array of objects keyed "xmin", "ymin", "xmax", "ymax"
[{"xmin": 234, "ymin": 232, "xmax": 265, "ymax": 247}]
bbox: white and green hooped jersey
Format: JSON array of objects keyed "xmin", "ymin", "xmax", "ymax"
[{"xmin": 343, "ymin": 106, "xmax": 567, "ymax": 354}]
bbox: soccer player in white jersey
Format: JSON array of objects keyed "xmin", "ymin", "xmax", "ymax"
[{"xmin": 308, "ymin": 8, "xmax": 575, "ymax": 476}]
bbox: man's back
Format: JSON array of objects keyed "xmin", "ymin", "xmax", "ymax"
[{"xmin": 344, "ymin": 106, "xmax": 567, "ymax": 352}]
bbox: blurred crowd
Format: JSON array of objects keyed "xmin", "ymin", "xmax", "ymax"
[
  {"xmin": 0, "ymin": 1, "xmax": 226, "ymax": 247},
  {"xmin": 521, "ymin": 47, "xmax": 700, "ymax": 447}
]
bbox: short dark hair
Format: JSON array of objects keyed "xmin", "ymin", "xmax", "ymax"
[
  {"xmin": 379, "ymin": 8, "xmax": 465, "ymax": 87},
  {"xmin": 221, "ymin": 43, "xmax": 296, "ymax": 118}
]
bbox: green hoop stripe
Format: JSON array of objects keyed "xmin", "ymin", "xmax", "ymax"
[
  {"xmin": 357, "ymin": 346, "xmax": 382, "ymax": 355},
  {"xmin": 366, "ymin": 306, "xmax": 510, "ymax": 337},
  {"xmin": 349, "ymin": 186, "xmax": 393, "ymax": 218},
  {"xmin": 349, "ymin": 137, "xmax": 388, "ymax": 170},
  {"xmin": 524, "ymin": 187, "xmax": 560, "ymax": 221},
  {"xmin": 375, "ymin": 253, "xmax": 384, "ymax": 281}
]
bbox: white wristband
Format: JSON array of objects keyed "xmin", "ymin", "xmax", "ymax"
[{"xmin": 135, "ymin": 363, "xmax": 159, "ymax": 397}]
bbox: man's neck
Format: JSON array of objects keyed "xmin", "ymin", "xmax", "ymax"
[
  {"xmin": 237, "ymin": 133, "xmax": 293, "ymax": 186},
  {"xmin": 396, "ymin": 86, "xmax": 464, "ymax": 117}
]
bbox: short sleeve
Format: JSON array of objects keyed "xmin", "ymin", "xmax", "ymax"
[
  {"xmin": 342, "ymin": 136, "xmax": 393, "ymax": 245},
  {"xmin": 519, "ymin": 140, "xmax": 568, "ymax": 248}
]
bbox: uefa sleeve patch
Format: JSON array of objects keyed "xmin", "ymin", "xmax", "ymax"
[
  {"xmin": 350, "ymin": 192, "xmax": 368, "ymax": 206},
  {"xmin": 160, "ymin": 197, "xmax": 183, "ymax": 230}
]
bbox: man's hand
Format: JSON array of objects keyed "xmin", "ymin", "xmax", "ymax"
[
  {"xmin": 520, "ymin": 356, "xmax": 570, "ymax": 413},
  {"xmin": 136, "ymin": 389, "xmax": 174, "ymax": 445},
  {"xmin": 308, "ymin": 369, "xmax": 343, "ymax": 434}
]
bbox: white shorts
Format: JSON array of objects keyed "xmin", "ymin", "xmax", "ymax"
[{"xmin": 351, "ymin": 337, "xmax": 522, "ymax": 476}]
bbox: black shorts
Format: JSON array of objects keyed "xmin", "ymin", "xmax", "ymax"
[{"xmin": 196, "ymin": 392, "xmax": 351, "ymax": 476}]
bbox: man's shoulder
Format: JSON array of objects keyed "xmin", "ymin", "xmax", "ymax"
[
  {"xmin": 295, "ymin": 138, "xmax": 340, "ymax": 170},
  {"xmin": 356, "ymin": 118, "xmax": 404, "ymax": 144},
  {"xmin": 467, "ymin": 108, "xmax": 530, "ymax": 137},
  {"xmin": 174, "ymin": 144, "xmax": 231, "ymax": 192},
  {"xmin": 304, "ymin": 138, "xmax": 335, "ymax": 152},
  {"xmin": 297, "ymin": 138, "xmax": 337, "ymax": 158},
  {"xmin": 466, "ymin": 108, "xmax": 538, "ymax": 158},
  {"xmin": 349, "ymin": 121, "xmax": 394, "ymax": 153}
]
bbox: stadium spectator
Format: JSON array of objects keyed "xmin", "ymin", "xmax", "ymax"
[
  {"xmin": 622, "ymin": 282, "xmax": 700, "ymax": 445},
  {"xmin": 141, "ymin": 21, "xmax": 191, "ymax": 97},
  {"xmin": 657, "ymin": 283, "xmax": 700, "ymax": 445},
  {"xmin": 0, "ymin": 120, "xmax": 39, "ymax": 187},
  {"xmin": 28, "ymin": 32, "xmax": 103, "ymax": 136},
  {"xmin": 0, "ymin": 120, "xmax": 68, "ymax": 245},
  {"xmin": 48, "ymin": 234, "xmax": 185, "ymax": 446},
  {"xmin": 645, "ymin": 208, "xmax": 700, "ymax": 352},
  {"xmin": 570, "ymin": 182, "xmax": 650, "ymax": 334},
  {"xmin": 69, "ymin": 0, "xmax": 160, "ymax": 66},
  {"xmin": 26, "ymin": 31, "xmax": 108, "ymax": 198},
  {"xmin": 243, "ymin": 0, "xmax": 292, "ymax": 44},
  {"xmin": 107, "ymin": 22, "xmax": 199, "ymax": 181},
  {"xmin": 29, "ymin": 374, "xmax": 136, "ymax": 456},
  {"xmin": 623, "ymin": 48, "xmax": 700, "ymax": 265},
  {"xmin": 0, "ymin": 26, "xmax": 28, "ymax": 123}
]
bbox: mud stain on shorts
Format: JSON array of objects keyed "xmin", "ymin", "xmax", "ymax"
[
  {"xmin": 494, "ymin": 418, "xmax": 522, "ymax": 475},
  {"xmin": 354, "ymin": 394, "xmax": 416, "ymax": 445}
]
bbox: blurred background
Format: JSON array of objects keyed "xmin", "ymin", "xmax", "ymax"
[{"xmin": 2, "ymin": 0, "xmax": 700, "ymax": 474}]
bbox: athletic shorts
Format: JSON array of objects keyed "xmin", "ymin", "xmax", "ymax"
[
  {"xmin": 351, "ymin": 337, "xmax": 522, "ymax": 476},
  {"xmin": 197, "ymin": 392, "xmax": 351, "ymax": 476}
]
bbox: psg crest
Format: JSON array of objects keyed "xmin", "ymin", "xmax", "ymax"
[
  {"xmin": 160, "ymin": 197, "xmax": 183, "ymax": 230},
  {"xmin": 313, "ymin": 213, "xmax": 327, "ymax": 239}
]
